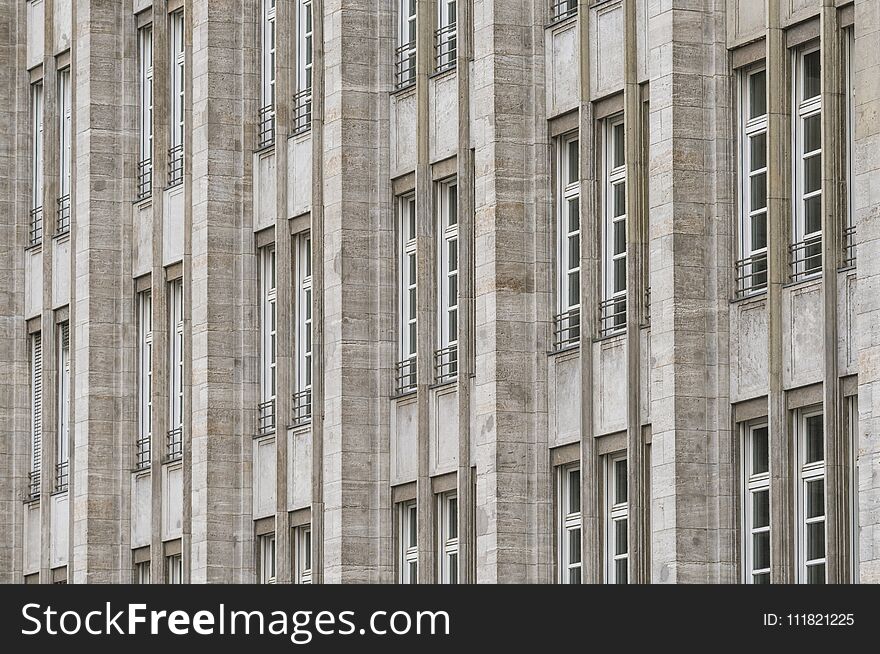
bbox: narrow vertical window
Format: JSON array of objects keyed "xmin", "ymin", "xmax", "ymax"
[
  {"xmin": 399, "ymin": 500, "xmax": 418, "ymax": 583},
  {"xmin": 259, "ymin": 245, "xmax": 277, "ymax": 434},
  {"xmin": 29, "ymin": 333, "xmax": 43, "ymax": 500},
  {"xmin": 259, "ymin": 0, "xmax": 276, "ymax": 148},
  {"xmin": 168, "ymin": 10, "xmax": 185, "ymax": 187},
  {"xmin": 791, "ymin": 46, "xmax": 822, "ymax": 281},
  {"xmin": 605, "ymin": 454, "xmax": 628, "ymax": 584},
  {"xmin": 843, "ymin": 29, "xmax": 855, "ymax": 268},
  {"xmin": 437, "ymin": 492, "xmax": 458, "ymax": 584},
  {"xmin": 57, "ymin": 68, "xmax": 71, "ymax": 234},
  {"xmin": 737, "ymin": 67, "xmax": 768, "ymax": 297},
  {"xmin": 293, "ymin": 234, "xmax": 312, "ymax": 424},
  {"xmin": 55, "ymin": 322, "xmax": 70, "ymax": 492},
  {"xmin": 435, "ymin": 0, "xmax": 457, "ymax": 73},
  {"xmin": 260, "ymin": 533, "xmax": 277, "ymax": 584},
  {"xmin": 166, "ymin": 553, "xmax": 182, "ymax": 584},
  {"xmin": 137, "ymin": 291, "xmax": 153, "ymax": 470},
  {"xmin": 167, "ymin": 279, "xmax": 184, "ymax": 461},
  {"xmin": 558, "ymin": 464, "xmax": 581, "ymax": 584},
  {"xmin": 435, "ymin": 180, "xmax": 458, "ymax": 384},
  {"xmin": 30, "ymin": 81, "xmax": 43, "ymax": 246},
  {"xmin": 294, "ymin": 524, "xmax": 312, "ymax": 584},
  {"xmin": 293, "ymin": 0, "xmax": 313, "ymax": 134},
  {"xmin": 396, "ymin": 194, "xmax": 417, "ymax": 394},
  {"xmin": 743, "ymin": 423, "xmax": 770, "ymax": 583},
  {"xmin": 848, "ymin": 397, "xmax": 859, "ymax": 579},
  {"xmin": 600, "ymin": 116, "xmax": 626, "ymax": 336},
  {"xmin": 798, "ymin": 409, "xmax": 825, "ymax": 584},
  {"xmin": 135, "ymin": 561, "xmax": 151, "ymax": 584},
  {"xmin": 395, "ymin": 0, "xmax": 417, "ymax": 89},
  {"xmin": 137, "ymin": 25, "xmax": 154, "ymax": 200},
  {"xmin": 554, "ymin": 133, "xmax": 580, "ymax": 349}
]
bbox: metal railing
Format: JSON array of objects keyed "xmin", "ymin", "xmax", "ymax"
[
  {"xmin": 395, "ymin": 357, "xmax": 417, "ymax": 395},
  {"xmin": 599, "ymin": 296, "xmax": 627, "ymax": 337},
  {"xmin": 56, "ymin": 194, "xmax": 70, "ymax": 235},
  {"xmin": 29, "ymin": 206, "xmax": 43, "ymax": 246},
  {"xmin": 842, "ymin": 225, "xmax": 856, "ymax": 268},
  {"xmin": 789, "ymin": 234, "xmax": 822, "ymax": 282},
  {"xmin": 434, "ymin": 344, "xmax": 458, "ymax": 384},
  {"xmin": 258, "ymin": 104, "xmax": 276, "ymax": 149},
  {"xmin": 395, "ymin": 42, "xmax": 416, "ymax": 90},
  {"xmin": 135, "ymin": 435, "xmax": 152, "ymax": 470},
  {"xmin": 27, "ymin": 470, "xmax": 40, "ymax": 501},
  {"xmin": 434, "ymin": 24, "xmax": 457, "ymax": 73},
  {"xmin": 292, "ymin": 89, "xmax": 312, "ymax": 135},
  {"xmin": 258, "ymin": 398, "xmax": 276, "ymax": 435},
  {"xmin": 292, "ymin": 388, "xmax": 312, "ymax": 426},
  {"xmin": 734, "ymin": 252, "xmax": 768, "ymax": 298},
  {"xmin": 136, "ymin": 157, "xmax": 153, "ymax": 201},
  {"xmin": 643, "ymin": 286, "xmax": 651, "ymax": 326},
  {"xmin": 552, "ymin": 308, "xmax": 580, "ymax": 350},
  {"xmin": 54, "ymin": 461, "xmax": 69, "ymax": 493},
  {"xmin": 166, "ymin": 426, "xmax": 183, "ymax": 462},
  {"xmin": 167, "ymin": 144, "xmax": 183, "ymax": 187},
  {"xmin": 550, "ymin": 0, "xmax": 578, "ymax": 23}
]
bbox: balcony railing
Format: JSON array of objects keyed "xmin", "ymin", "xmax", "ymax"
[
  {"xmin": 258, "ymin": 398, "xmax": 276, "ymax": 435},
  {"xmin": 292, "ymin": 89, "xmax": 312, "ymax": 135},
  {"xmin": 734, "ymin": 252, "xmax": 768, "ymax": 298},
  {"xmin": 167, "ymin": 144, "xmax": 183, "ymax": 187},
  {"xmin": 790, "ymin": 234, "xmax": 822, "ymax": 282},
  {"xmin": 29, "ymin": 206, "xmax": 43, "ymax": 246},
  {"xmin": 54, "ymin": 461, "xmax": 69, "ymax": 493},
  {"xmin": 135, "ymin": 434, "xmax": 152, "ymax": 470},
  {"xmin": 56, "ymin": 194, "xmax": 70, "ymax": 235},
  {"xmin": 599, "ymin": 295, "xmax": 626, "ymax": 337},
  {"xmin": 552, "ymin": 308, "xmax": 580, "ymax": 350},
  {"xmin": 843, "ymin": 225, "xmax": 856, "ymax": 268},
  {"xmin": 550, "ymin": 0, "xmax": 578, "ymax": 23},
  {"xmin": 395, "ymin": 42, "xmax": 416, "ymax": 90},
  {"xmin": 292, "ymin": 388, "xmax": 312, "ymax": 426},
  {"xmin": 395, "ymin": 357, "xmax": 417, "ymax": 395},
  {"xmin": 136, "ymin": 157, "xmax": 153, "ymax": 201},
  {"xmin": 434, "ymin": 344, "xmax": 458, "ymax": 384},
  {"xmin": 434, "ymin": 24, "xmax": 457, "ymax": 73},
  {"xmin": 643, "ymin": 286, "xmax": 651, "ymax": 326},
  {"xmin": 258, "ymin": 104, "xmax": 276, "ymax": 149},
  {"xmin": 27, "ymin": 470, "xmax": 40, "ymax": 501},
  {"xmin": 166, "ymin": 426, "xmax": 183, "ymax": 462}
]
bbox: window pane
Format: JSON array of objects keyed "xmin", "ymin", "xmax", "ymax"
[
  {"xmin": 803, "ymin": 51, "xmax": 821, "ymax": 100},
  {"xmin": 753, "ymin": 571, "xmax": 770, "ymax": 584},
  {"xmin": 750, "ymin": 132, "xmax": 766, "ymax": 171},
  {"xmin": 807, "ymin": 521, "xmax": 825, "ymax": 560},
  {"xmin": 751, "ymin": 213, "xmax": 767, "ymax": 251},
  {"xmin": 448, "ymin": 497, "xmax": 458, "ymax": 539},
  {"xmin": 408, "ymin": 561, "xmax": 418, "ymax": 583},
  {"xmin": 568, "ymin": 235, "xmax": 580, "ymax": 273},
  {"xmin": 569, "ymin": 528, "xmax": 581, "ymax": 564},
  {"xmin": 615, "ymin": 459, "xmax": 627, "ymax": 504},
  {"xmin": 613, "ymin": 258, "xmax": 626, "ymax": 295},
  {"xmin": 614, "ymin": 519, "xmax": 627, "ymax": 556},
  {"xmin": 568, "ymin": 199, "xmax": 579, "ymax": 232},
  {"xmin": 753, "ymin": 530, "xmax": 770, "ymax": 569},
  {"xmin": 751, "ymin": 427, "xmax": 769, "ymax": 474},
  {"xmin": 615, "ymin": 559, "xmax": 628, "ymax": 584},
  {"xmin": 448, "ymin": 185, "xmax": 458, "ymax": 225},
  {"xmin": 569, "ymin": 567, "xmax": 582, "ymax": 585},
  {"xmin": 613, "ymin": 219, "xmax": 626, "ymax": 256},
  {"xmin": 448, "ymin": 553, "xmax": 458, "ymax": 584},
  {"xmin": 749, "ymin": 70, "xmax": 766, "ymax": 118},
  {"xmin": 613, "ymin": 122, "xmax": 625, "ymax": 169},
  {"xmin": 807, "ymin": 479, "xmax": 824, "ymax": 519},
  {"xmin": 568, "ymin": 271, "xmax": 580, "ymax": 308},
  {"xmin": 567, "ymin": 140, "xmax": 579, "ymax": 185},
  {"xmin": 804, "ymin": 114, "xmax": 821, "ymax": 153},
  {"xmin": 807, "ymin": 563, "xmax": 825, "ymax": 584},
  {"xmin": 568, "ymin": 469, "xmax": 580, "ymax": 514},
  {"xmin": 805, "ymin": 415, "xmax": 824, "ymax": 463},
  {"xmin": 750, "ymin": 172, "xmax": 767, "ymax": 211},
  {"xmin": 753, "ymin": 489, "xmax": 770, "ymax": 529},
  {"xmin": 613, "ymin": 181, "xmax": 626, "ymax": 218},
  {"xmin": 804, "ymin": 195, "xmax": 822, "ymax": 235}
]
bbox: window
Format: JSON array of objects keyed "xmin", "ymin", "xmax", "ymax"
[
  {"xmin": 604, "ymin": 454, "xmax": 628, "ymax": 584},
  {"xmin": 260, "ymin": 533, "xmax": 277, "ymax": 584},
  {"xmin": 847, "ymin": 397, "xmax": 859, "ymax": 579},
  {"xmin": 294, "ymin": 524, "xmax": 312, "ymax": 584},
  {"xmin": 137, "ymin": 25, "xmax": 154, "ymax": 200},
  {"xmin": 557, "ymin": 464, "xmax": 581, "ymax": 584},
  {"xmin": 554, "ymin": 133, "xmax": 580, "ymax": 349},
  {"xmin": 259, "ymin": 245, "xmax": 276, "ymax": 434},
  {"xmin": 168, "ymin": 10, "xmax": 185, "ymax": 187},
  {"xmin": 791, "ymin": 46, "xmax": 822, "ymax": 281},
  {"xmin": 55, "ymin": 323, "xmax": 70, "ymax": 492},
  {"xmin": 600, "ymin": 116, "xmax": 626, "ymax": 336},
  {"xmin": 435, "ymin": 0, "xmax": 456, "ymax": 73},
  {"xmin": 30, "ymin": 81, "xmax": 43, "ymax": 246},
  {"xmin": 57, "ymin": 68, "xmax": 71, "ymax": 234},
  {"xmin": 395, "ymin": 0, "xmax": 417, "ymax": 89},
  {"xmin": 166, "ymin": 553, "xmax": 182, "ymax": 584},
  {"xmin": 550, "ymin": 0, "xmax": 577, "ymax": 23},
  {"xmin": 743, "ymin": 423, "xmax": 770, "ymax": 583},
  {"xmin": 29, "ymin": 333, "xmax": 43, "ymax": 500},
  {"xmin": 259, "ymin": 0, "xmax": 276, "ymax": 148},
  {"xmin": 437, "ymin": 492, "xmax": 458, "ymax": 584},
  {"xmin": 293, "ymin": 234, "xmax": 312, "ymax": 424},
  {"xmin": 396, "ymin": 194, "xmax": 417, "ymax": 394},
  {"xmin": 399, "ymin": 500, "xmax": 418, "ymax": 583},
  {"xmin": 135, "ymin": 561, "xmax": 151, "ymax": 584},
  {"xmin": 136, "ymin": 291, "xmax": 153, "ymax": 469},
  {"xmin": 293, "ymin": 0, "xmax": 313, "ymax": 134},
  {"xmin": 843, "ymin": 29, "xmax": 855, "ymax": 268},
  {"xmin": 797, "ymin": 409, "xmax": 825, "ymax": 584},
  {"xmin": 737, "ymin": 67, "xmax": 768, "ymax": 297},
  {"xmin": 167, "ymin": 279, "xmax": 184, "ymax": 461},
  {"xmin": 435, "ymin": 180, "xmax": 458, "ymax": 384}
]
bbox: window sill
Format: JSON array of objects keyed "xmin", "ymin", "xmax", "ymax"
[
  {"xmin": 254, "ymin": 143, "xmax": 276, "ymax": 155},
  {"xmin": 548, "ymin": 343, "xmax": 579, "ymax": 357},
  {"xmin": 783, "ymin": 275, "xmax": 822, "ymax": 289},
  {"xmin": 391, "ymin": 389, "xmax": 417, "ymax": 400},
  {"xmin": 429, "ymin": 378, "xmax": 457, "ymax": 391},
  {"xmin": 429, "ymin": 66, "xmax": 457, "ymax": 82},
  {"xmin": 391, "ymin": 83, "xmax": 416, "ymax": 98},
  {"xmin": 730, "ymin": 290, "xmax": 768, "ymax": 305}
]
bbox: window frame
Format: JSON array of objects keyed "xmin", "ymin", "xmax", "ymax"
[
  {"xmin": 138, "ymin": 25, "xmax": 153, "ymax": 167},
  {"xmin": 557, "ymin": 463, "xmax": 582, "ymax": 584},
  {"xmin": 399, "ymin": 500, "xmax": 418, "ymax": 584},
  {"xmin": 796, "ymin": 407, "xmax": 826, "ymax": 584},
  {"xmin": 294, "ymin": 524, "xmax": 313, "ymax": 584},
  {"xmin": 604, "ymin": 452, "xmax": 628, "ymax": 584},
  {"xmin": 259, "ymin": 245, "xmax": 277, "ymax": 433},
  {"xmin": 167, "ymin": 279, "xmax": 184, "ymax": 460},
  {"xmin": 169, "ymin": 10, "xmax": 185, "ymax": 151},
  {"xmin": 437, "ymin": 491, "xmax": 459, "ymax": 584},
  {"xmin": 397, "ymin": 194, "xmax": 417, "ymax": 393},
  {"xmin": 294, "ymin": 234, "xmax": 313, "ymax": 419},
  {"xmin": 742, "ymin": 421, "xmax": 770, "ymax": 584},
  {"xmin": 31, "ymin": 80, "xmax": 43, "ymax": 212},
  {"xmin": 601, "ymin": 115, "xmax": 627, "ymax": 334},
  {"xmin": 166, "ymin": 553, "xmax": 182, "ymax": 584},
  {"xmin": 137, "ymin": 290, "xmax": 153, "ymax": 469},
  {"xmin": 29, "ymin": 332, "xmax": 43, "ymax": 499},
  {"xmin": 396, "ymin": 0, "xmax": 417, "ymax": 89},
  {"xmin": 57, "ymin": 68, "xmax": 72, "ymax": 203},
  {"xmin": 55, "ymin": 322, "xmax": 70, "ymax": 492},
  {"xmin": 435, "ymin": 179, "xmax": 458, "ymax": 383},
  {"xmin": 259, "ymin": 532, "xmax": 277, "ymax": 584},
  {"xmin": 135, "ymin": 561, "xmax": 151, "ymax": 584}
]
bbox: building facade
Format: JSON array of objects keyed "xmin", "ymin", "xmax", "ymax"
[{"xmin": 0, "ymin": 0, "xmax": 878, "ymax": 584}]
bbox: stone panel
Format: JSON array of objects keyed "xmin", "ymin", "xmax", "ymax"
[{"xmin": 548, "ymin": 350, "xmax": 580, "ymax": 448}]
